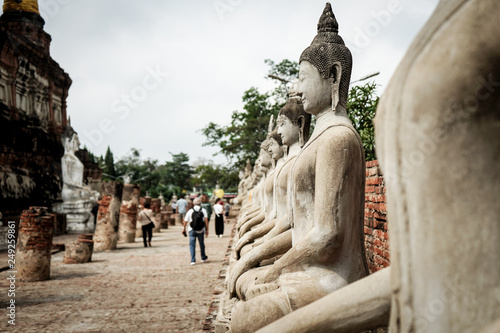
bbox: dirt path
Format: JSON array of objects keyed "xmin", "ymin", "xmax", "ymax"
[{"xmin": 1, "ymin": 219, "xmax": 234, "ymax": 333}]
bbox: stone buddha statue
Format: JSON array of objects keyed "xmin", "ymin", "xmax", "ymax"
[
  {"xmin": 235, "ymin": 159, "xmax": 252, "ymax": 204},
  {"xmin": 229, "ymin": 91, "xmax": 312, "ymax": 297},
  {"xmin": 233, "ymin": 87, "xmax": 311, "ymax": 260},
  {"xmin": 60, "ymin": 127, "xmax": 98, "ymax": 203},
  {"xmin": 236, "ymin": 140, "xmax": 273, "ymax": 231},
  {"xmin": 236, "ymin": 116, "xmax": 277, "ymax": 228},
  {"xmin": 54, "ymin": 126, "xmax": 99, "ymax": 233},
  {"xmin": 229, "ymin": 3, "xmax": 368, "ymax": 332},
  {"xmin": 257, "ymin": 1, "xmax": 500, "ymax": 332},
  {"xmin": 237, "ymin": 129, "xmax": 285, "ymax": 239}
]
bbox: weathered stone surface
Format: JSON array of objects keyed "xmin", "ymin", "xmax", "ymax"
[
  {"xmin": 0, "ymin": 8, "xmax": 69, "ymax": 222},
  {"xmin": 94, "ymin": 181, "xmax": 123, "ymax": 252},
  {"xmin": 374, "ymin": 0, "xmax": 500, "ymax": 331},
  {"xmin": 257, "ymin": 268, "xmax": 391, "ymax": 333},
  {"xmin": 52, "ymin": 128, "xmax": 99, "ymax": 233},
  {"xmin": 258, "ymin": 0, "xmax": 500, "ymax": 332},
  {"xmin": 63, "ymin": 234, "xmax": 94, "ymax": 264},
  {"xmin": 118, "ymin": 184, "xmax": 140, "ymax": 243},
  {"xmin": 151, "ymin": 198, "xmax": 162, "ymax": 233},
  {"xmin": 15, "ymin": 206, "xmax": 54, "ymax": 282}
]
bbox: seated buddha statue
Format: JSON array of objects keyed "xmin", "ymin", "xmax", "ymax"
[
  {"xmin": 230, "ymin": 3, "xmax": 368, "ymax": 332},
  {"xmin": 60, "ymin": 127, "xmax": 98, "ymax": 203},
  {"xmin": 233, "ymin": 87, "xmax": 311, "ymax": 260}
]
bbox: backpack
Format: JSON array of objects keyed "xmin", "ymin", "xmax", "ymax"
[{"xmin": 190, "ymin": 208, "xmax": 205, "ymax": 231}]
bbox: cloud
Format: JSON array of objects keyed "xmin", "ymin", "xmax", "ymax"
[{"xmin": 25, "ymin": 0, "xmax": 440, "ymax": 166}]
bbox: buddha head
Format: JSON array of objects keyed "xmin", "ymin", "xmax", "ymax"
[
  {"xmin": 258, "ymin": 140, "xmax": 273, "ymax": 170},
  {"xmin": 297, "ymin": 2, "xmax": 352, "ymax": 115},
  {"xmin": 62, "ymin": 126, "xmax": 80, "ymax": 154},
  {"xmin": 277, "ymin": 83, "xmax": 311, "ymax": 147},
  {"xmin": 267, "ymin": 128, "xmax": 284, "ymax": 161},
  {"xmin": 244, "ymin": 159, "xmax": 253, "ymax": 177}
]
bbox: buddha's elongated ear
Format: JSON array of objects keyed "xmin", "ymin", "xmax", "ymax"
[
  {"xmin": 297, "ymin": 115, "xmax": 305, "ymax": 147},
  {"xmin": 330, "ymin": 62, "xmax": 342, "ymax": 112}
]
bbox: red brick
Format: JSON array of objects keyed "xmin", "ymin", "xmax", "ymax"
[
  {"xmin": 374, "ymin": 211, "xmax": 386, "ymax": 220},
  {"xmin": 366, "ymin": 177, "xmax": 382, "ymax": 186},
  {"xmin": 365, "ymin": 186, "xmax": 376, "ymax": 193}
]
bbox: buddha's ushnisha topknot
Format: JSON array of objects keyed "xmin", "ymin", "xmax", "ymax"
[
  {"xmin": 300, "ymin": 2, "xmax": 352, "ymax": 107},
  {"xmin": 317, "ymin": 2, "xmax": 338, "ymax": 33}
]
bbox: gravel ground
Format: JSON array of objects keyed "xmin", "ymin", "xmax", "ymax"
[{"xmin": 1, "ymin": 218, "xmax": 234, "ymax": 333}]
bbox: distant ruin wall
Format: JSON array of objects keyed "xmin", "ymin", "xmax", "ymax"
[
  {"xmin": 364, "ymin": 160, "xmax": 390, "ymax": 273},
  {"xmin": 0, "ymin": 110, "xmax": 64, "ymax": 222}
]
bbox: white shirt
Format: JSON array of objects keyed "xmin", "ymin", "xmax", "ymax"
[
  {"xmin": 184, "ymin": 205, "xmax": 208, "ymax": 233},
  {"xmin": 213, "ymin": 203, "xmax": 223, "ymax": 216},
  {"xmin": 138, "ymin": 209, "xmax": 154, "ymax": 227}
]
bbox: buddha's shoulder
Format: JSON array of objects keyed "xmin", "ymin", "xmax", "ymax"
[{"xmin": 318, "ymin": 125, "xmax": 359, "ymax": 144}]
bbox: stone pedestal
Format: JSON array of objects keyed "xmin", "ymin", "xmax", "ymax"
[
  {"xmin": 63, "ymin": 234, "xmax": 94, "ymax": 264},
  {"xmin": 94, "ymin": 181, "xmax": 123, "ymax": 251},
  {"xmin": 53, "ymin": 201, "xmax": 95, "ymax": 233},
  {"xmin": 118, "ymin": 184, "xmax": 140, "ymax": 243},
  {"xmin": 15, "ymin": 207, "xmax": 55, "ymax": 282},
  {"xmin": 161, "ymin": 210, "xmax": 172, "ymax": 228}
]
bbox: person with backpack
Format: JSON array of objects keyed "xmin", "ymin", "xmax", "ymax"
[{"xmin": 183, "ymin": 197, "xmax": 209, "ymax": 265}]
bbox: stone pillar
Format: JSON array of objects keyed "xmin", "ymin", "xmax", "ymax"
[
  {"xmin": 16, "ymin": 207, "xmax": 55, "ymax": 282},
  {"xmin": 161, "ymin": 209, "xmax": 172, "ymax": 229},
  {"xmin": 118, "ymin": 184, "xmax": 140, "ymax": 243},
  {"xmin": 151, "ymin": 198, "xmax": 162, "ymax": 233},
  {"xmin": 63, "ymin": 234, "xmax": 94, "ymax": 264},
  {"xmin": 174, "ymin": 213, "xmax": 181, "ymax": 225},
  {"xmin": 169, "ymin": 213, "xmax": 176, "ymax": 226},
  {"xmin": 94, "ymin": 181, "xmax": 123, "ymax": 251}
]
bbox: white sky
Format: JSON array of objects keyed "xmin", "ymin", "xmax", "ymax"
[{"xmin": 10, "ymin": 0, "xmax": 439, "ymax": 165}]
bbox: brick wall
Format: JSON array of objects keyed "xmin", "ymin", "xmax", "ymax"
[
  {"xmin": 364, "ymin": 160, "xmax": 390, "ymax": 273},
  {"xmin": 0, "ymin": 11, "xmax": 71, "ymax": 223}
]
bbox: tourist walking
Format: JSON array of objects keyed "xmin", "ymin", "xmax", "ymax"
[
  {"xmin": 224, "ymin": 200, "xmax": 231, "ymax": 221},
  {"xmin": 138, "ymin": 202, "xmax": 155, "ymax": 247},
  {"xmin": 214, "ymin": 199, "xmax": 224, "ymax": 237},
  {"xmin": 183, "ymin": 197, "xmax": 209, "ymax": 265},
  {"xmin": 171, "ymin": 199, "xmax": 177, "ymax": 214},
  {"xmin": 176, "ymin": 196, "xmax": 188, "ymax": 221}
]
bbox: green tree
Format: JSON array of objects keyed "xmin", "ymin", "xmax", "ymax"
[
  {"xmin": 347, "ymin": 82, "xmax": 379, "ymax": 161},
  {"xmin": 163, "ymin": 152, "xmax": 193, "ymax": 192},
  {"xmin": 192, "ymin": 162, "xmax": 240, "ymax": 194},
  {"xmin": 115, "ymin": 148, "xmax": 159, "ymax": 196},
  {"xmin": 103, "ymin": 146, "xmax": 116, "ymax": 179},
  {"xmin": 114, "ymin": 149, "xmax": 193, "ymax": 199},
  {"xmin": 201, "ymin": 59, "xmax": 299, "ymax": 168}
]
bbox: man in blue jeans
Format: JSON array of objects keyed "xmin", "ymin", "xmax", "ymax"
[{"xmin": 182, "ymin": 197, "xmax": 209, "ymax": 265}]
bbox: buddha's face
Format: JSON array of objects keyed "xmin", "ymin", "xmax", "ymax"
[
  {"xmin": 71, "ymin": 134, "xmax": 80, "ymax": 152},
  {"xmin": 297, "ymin": 61, "xmax": 332, "ymax": 116},
  {"xmin": 259, "ymin": 148, "xmax": 272, "ymax": 169},
  {"xmin": 268, "ymin": 138, "xmax": 283, "ymax": 161},
  {"xmin": 277, "ymin": 115, "xmax": 299, "ymax": 147}
]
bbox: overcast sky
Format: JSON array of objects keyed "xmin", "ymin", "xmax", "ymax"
[{"xmin": 11, "ymin": 0, "xmax": 439, "ymax": 165}]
